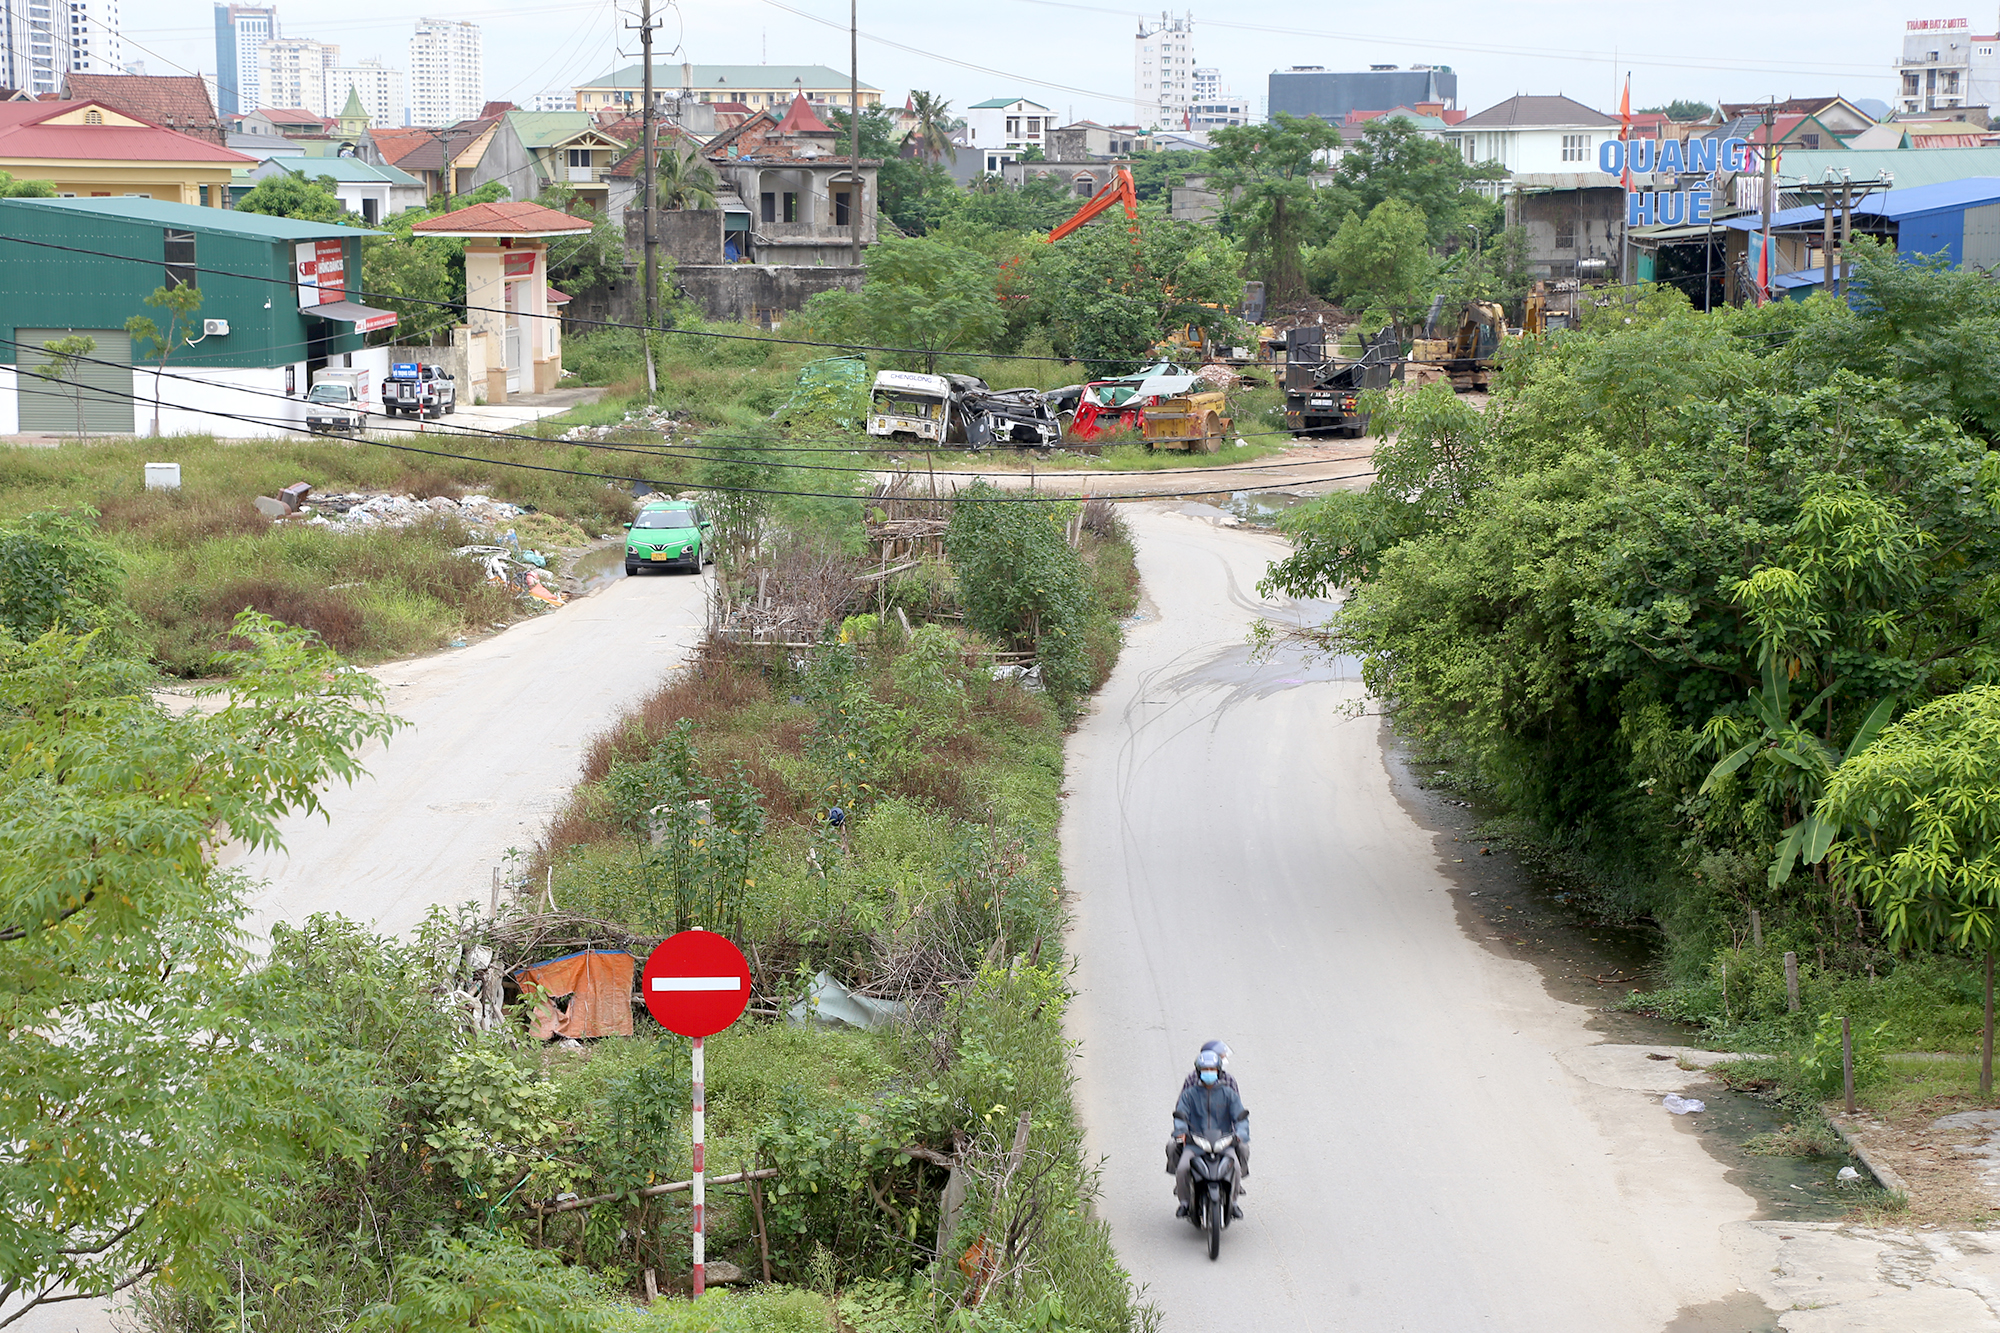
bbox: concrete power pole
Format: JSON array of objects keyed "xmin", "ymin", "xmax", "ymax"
[
  {"xmin": 638, "ymin": 0, "xmax": 659, "ymax": 393},
  {"xmin": 849, "ymin": 0, "xmax": 861, "ymax": 267},
  {"xmin": 1759, "ymin": 100, "xmax": 1776, "ymax": 304}
]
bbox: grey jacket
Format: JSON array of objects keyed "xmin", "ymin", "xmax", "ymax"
[{"xmin": 1172, "ymin": 1080, "xmax": 1249, "ymax": 1144}]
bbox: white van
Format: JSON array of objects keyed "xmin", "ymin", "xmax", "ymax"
[{"xmin": 867, "ymin": 370, "xmax": 952, "ymax": 443}]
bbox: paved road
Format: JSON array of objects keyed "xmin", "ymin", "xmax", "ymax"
[
  {"xmin": 1062, "ymin": 507, "xmax": 1758, "ymax": 1331},
  {"xmin": 902, "ymin": 438, "xmax": 1379, "ymax": 499},
  {"xmin": 224, "ymin": 565, "xmax": 709, "ymax": 941}
]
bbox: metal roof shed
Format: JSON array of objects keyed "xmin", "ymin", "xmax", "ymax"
[{"xmin": 1722, "ymin": 177, "xmax": 2000, "ymax": 268}]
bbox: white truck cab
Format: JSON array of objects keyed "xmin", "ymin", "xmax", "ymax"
[
  {"xmin": 867, "ymin": 370, "xmax": 952, "ymax": 443},
  {"xmin": 305, "ymin": 368, "xmax": 369, "ymax": 434}
]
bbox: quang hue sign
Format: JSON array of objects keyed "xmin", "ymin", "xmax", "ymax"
[{"xmin": 1601, "ymin": 136, "xmax": 1750, "ymax": 228}]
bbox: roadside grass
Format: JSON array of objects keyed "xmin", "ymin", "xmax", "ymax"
[{"xmin": 0, "ymin": 432, "xmax": 635, "ymax": 673}]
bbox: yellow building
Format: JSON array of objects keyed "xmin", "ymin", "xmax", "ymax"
[
  {"xmin": 0, "ymin": 100, "xmax": 250, "ymax": 206},
  {"xmin": 573, "ymin": 63, "xmax": 882, "ymax": 115}
]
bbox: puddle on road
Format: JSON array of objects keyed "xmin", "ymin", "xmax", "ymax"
[
  {"xmin": 1381, "ymin": 727, "xmax": 1853, "ymax": 1225},
  {"xmin": 568, "ymin": 544, "xmax": 626, "ymax": 594},
  {"xmin": 1220, "ymin": 489, "xmax": 1317, "ymax": 527}
]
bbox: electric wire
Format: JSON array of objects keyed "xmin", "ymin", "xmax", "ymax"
[
  {"xmin": 1, "ymin": 334, "xmax": 1378, "ymax": 477},
  {"xmin": 6, "ymin": 361, "xmax": 1378, "ymax": 503}
]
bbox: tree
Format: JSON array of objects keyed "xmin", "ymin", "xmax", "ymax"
[
  {"xmin": 1032, "ymin": 211, "xmax": 1240, "ymax": 377},
  {"xmin": 31, "ymin": 334, "xmax": 97, "ymax": 442},
  {"xmin": 1641, "ymin": 100, "xmax": 1715, "ymax": 122},
  {"xmin": 0, "ymin": 170, "xmax": 55, "ymax": 197},
  {"xmin": 532, "ymin": 183, "xmax": 627, "ymax": 295},
  {"xmin": 650, "ymin": 136, "xmax": 718, "ymax": 210},
  {"xmin": 1321, "ymin": 199, "xmax": 1435, "ymax": 327},
  {"xmin": 1820, "ymin": 687, "xmax": 2000, "ymax": 1090},
  {"xmin": 828, "ymin": 235, "xmax": 1004, "ymax": 374},
  {"xmin": 0, "ymin": 614, "xmax": 399, "ymax": 1325},
  {"xmin": 944, "ymin": 481, "xmax": 1097, "ymax": 711},
  {"xmin": 1328, "ymin": 118, "xmax": 1504, "ymax": 248},
  {"xmin": 906, "ymin": 91, "xmax": 964, "ymax": 167},
  {"xmin": 236, "ymin": 170, "xmax": 350, "ymax": 223},
  {"xmin": 0, "ymin": 509, "xmax": 124, "ymax": 644},
  {"xmin": 1206, "ymin": 114, "xmax": 1340, "ymax": 300},
  {"xmin": 364, "ymin": 215, "xmax": 460, "ymax": 345},
  {"xmin": 124, "ymin": 284, "xmax": 203, "ymax": 439}
]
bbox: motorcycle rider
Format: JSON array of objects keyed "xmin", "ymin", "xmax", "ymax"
[
  {"xmin": 1171, "ymin": 1050, "xmax": 1249, "ymax": 1219},
  {"xmin": 1180, "ymin": 1040, "xmax": 1238, "ymax": 1092}
]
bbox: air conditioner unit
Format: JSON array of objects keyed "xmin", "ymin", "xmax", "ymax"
[{"xmin": 203, "ymin": 318, "xmax": 230, "ymax": 336}]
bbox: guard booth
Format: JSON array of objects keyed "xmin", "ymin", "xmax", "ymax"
[{"xmin": 411, "ymin": 200, "xmax": 591, "ymax": 403}]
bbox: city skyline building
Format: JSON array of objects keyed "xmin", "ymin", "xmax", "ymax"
[
  {"xmin": 65, "ymin": 0, "xmax": 123, "ymax": 74},
  {"xmin": 212, "ymin": 3, "xmax": 277, "ymax": 115},
  {"xmin": 262, "ymin": 33, "xmax": 336, "ymax": 114},
  {"xmin": 409, "ymin": 16, "xmax": 482, "ymax": 126},
  {"xmin": 1134, "ymin": 10, "xmax": 1194, "ymax": 130},
  {"xmin": 328, "ymin": 56, "xmax": 403, "ymax": 127}
]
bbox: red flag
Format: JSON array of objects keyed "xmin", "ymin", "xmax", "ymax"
[{"xmin": 1618, "ymin": 74, "xmax": 1632, "ymax": 190}]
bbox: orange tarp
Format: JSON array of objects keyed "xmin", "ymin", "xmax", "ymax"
[{"xmin": 515, "ymin": 949, "xmax": 636, "ymax": 1039}]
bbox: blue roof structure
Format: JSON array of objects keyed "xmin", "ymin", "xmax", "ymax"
[{"xmin": 1722, "ymin": 177, "xmax": 2000, "ymax": 232}]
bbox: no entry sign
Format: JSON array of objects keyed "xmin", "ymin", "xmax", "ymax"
[{"xmin": 641, "ymin": 930, "xmax": 751, "ymax": 1037}]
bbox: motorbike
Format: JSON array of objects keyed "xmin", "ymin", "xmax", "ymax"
[{"xmin": 1182, "ymin": 1133, "xmax": 1240, "ymax": 1259}]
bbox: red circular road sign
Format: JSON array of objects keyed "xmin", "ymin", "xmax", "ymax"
[{"xmin": 641, "ymin": 930, "xmax": 752, "ymax": 1038}]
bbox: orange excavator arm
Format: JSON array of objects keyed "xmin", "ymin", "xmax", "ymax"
[{"xmin": 1046, "ymin": 166, "xmax": 1138, "ymax": 243}]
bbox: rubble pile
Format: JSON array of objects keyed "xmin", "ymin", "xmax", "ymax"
[
  {"xmin": 1194, "ymin": 362, "xmax": 1244, "ymax": 390},
  {"xmin": 300, "ymin": 491, "xmax": 527, "ymax": 532},
  {"xmin": 559, "ymin": 404, "xmax": 696, "ymax": 443}
]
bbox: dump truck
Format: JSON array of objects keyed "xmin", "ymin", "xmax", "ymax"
[{"xmin": 1282, "ymin": 326, "xmax": 1399, "ymax": 437}]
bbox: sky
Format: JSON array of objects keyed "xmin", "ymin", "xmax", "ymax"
[{"xmin": 116, "ymin": 0, "xmax": 1922, "ymax": 123}]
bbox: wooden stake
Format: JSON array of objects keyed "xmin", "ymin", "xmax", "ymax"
[
  {"xmin": 643, "ymin": 1267, "xmax": 658, "ymax": 1304},
  {"xmin": 1841, "ymin": 1015, "xmax": 1855, "ymax": 1115},
  {"xmin": 1750, "ymin": 909, "xmax": 1763, "ymax": 950},
  {"xmin": 1985, "ymin": 953, "xmax": 1994, "ymax": 1098},
  {"xmin": 1783, "ymin": 951, "xmax": 1799, "ymax": 1013},
  {"xmin": 748, "ymin": 1174, "xmax": 774, "ymax": 1283},
  {"xmin": 490, "ymin": 866, "xmax": 502, "ymax": 918}
]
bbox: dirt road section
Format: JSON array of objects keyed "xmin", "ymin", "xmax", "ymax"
[
  {"xmin": 915, "ymin": 437, "xmax": 1378, "ymax": 498},
  {"xmin": 223, "ymin": 568, "xmax": 710, "ymax": 942},
  {"xmin": 1061, "ymin": 506, "xmax": 1760, "ymax": 1331}
]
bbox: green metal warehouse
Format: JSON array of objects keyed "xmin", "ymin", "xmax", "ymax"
[{"xmin": 0, "ymin": 196, "xmax": 396, "ymax": 437}]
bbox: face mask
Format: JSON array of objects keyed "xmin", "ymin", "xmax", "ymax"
[{"xmin": 1199, "ymin": 1070, "xmax": 1218, "ymax": 1085}]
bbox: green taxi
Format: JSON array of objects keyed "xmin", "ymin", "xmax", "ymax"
[{"xmin": 623, "ymin": 500, "xmax": 711, "ymax": 575}]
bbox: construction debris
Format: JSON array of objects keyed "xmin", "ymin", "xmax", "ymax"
[
  {"xmin": 299, "ymin": 491, "xmax": 526, "ymax": 531},
  {"xmin": 559, "ymin": 403, "xmax": 697, "ymax": 443}
]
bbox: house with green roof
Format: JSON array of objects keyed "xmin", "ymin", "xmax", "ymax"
[
  {"xmin": 505, "ymin": 110, "xmax": 636, "ymax": 216},
  {"xmin": 0, "ymin": 196, "xmax": 397, "ymax": 437},
  {"xmin": 962, "ymin": 97, "xmax": 1053, "ymax": 174},
  {"xmin": 572, "ymin": 64, "xmax": 881, "ymax": 117},
  {"xmin": 240, "ymin": 154, "xmax": 426, "ymax": 222}
]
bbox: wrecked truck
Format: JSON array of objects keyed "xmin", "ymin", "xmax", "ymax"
[{"xmin": 867, "ymin": 370, "xmax": 1063, "ymax": 449}]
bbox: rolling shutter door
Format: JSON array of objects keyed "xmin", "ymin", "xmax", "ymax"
[
  {"xmin": 1963, "ymin": 202, "xmax": 2000, "ymax": 272},
  {"xmin": 16, "ymin": 329, "xmax": 135, "ymax": 435}
]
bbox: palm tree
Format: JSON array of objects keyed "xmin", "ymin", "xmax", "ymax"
[
  {"xmin": 655, "ymin": 137, "xmax": 719, "ymax": 211},
  {"xmin": 907, "ymin": 91, "xmax": 964, "ymax": 168}
]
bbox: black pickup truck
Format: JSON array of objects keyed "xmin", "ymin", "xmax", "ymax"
[{"xmin": 384, "ymin": 362, "xmax": 457, "ymax": 417}]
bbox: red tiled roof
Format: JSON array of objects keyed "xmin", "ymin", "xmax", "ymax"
[
  {"xmin": 412, "ymin": 199, "xmax": 593, "ymax": 235},
  {"xmin": 0, "ymin": 100, "xmax": 252, "ymax": 164},
  {"xmin": 62, "ymin": 74, "xmax": 223, "ymax": 145},
  {"xmin": 480, "ymin": 101, "xmax": 517, "ymax": 118},
  {"xmin": 775, "ymin": 90, "xmax": 835, "ymax": 136}
]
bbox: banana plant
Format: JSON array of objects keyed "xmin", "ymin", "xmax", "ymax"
[{"xmin": 1700, "ymin": 657, "xmax": 1898, "ymax": 886}]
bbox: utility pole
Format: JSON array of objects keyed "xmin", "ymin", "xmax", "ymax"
[
  {"xmin": 1822, "ymin": 175, "xmax": 1835, "ymax": 295},
  {"xmin": 849, "ymin": 0, "xmax": 861, "ymax": 267},
  {"xmin": 1758, "ymin": 100, "xmax": 1776, "ymax": 304},
  {"xmin": 1839, "ymin": 176, "xmax": 1854, "ymax": 298},
  {"xmin": 634, "ymin": 0, "xmax": 661, "ymax": 394}
]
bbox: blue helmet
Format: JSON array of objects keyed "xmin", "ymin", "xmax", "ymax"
[{"xmin": 1195, "ymin": 1050, "xmax": 1221, "ymax": 1071}]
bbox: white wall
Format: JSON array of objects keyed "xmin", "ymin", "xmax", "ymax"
[
  {"xmin": 137, "ymin": 364, "xmax": 304, "ymax": 438},
  {"xmin": 0, "ymin": 366, "xmax": 18, "ymax": 435}
]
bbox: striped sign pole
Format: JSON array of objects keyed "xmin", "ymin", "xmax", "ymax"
[
  {"xmin": 640, "ymin": 929, "xmax": 750, "ymax": 1301},
  {"xmin": 692, "ymin": 1034, "xmax": 706, "ymax": 1296}
]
